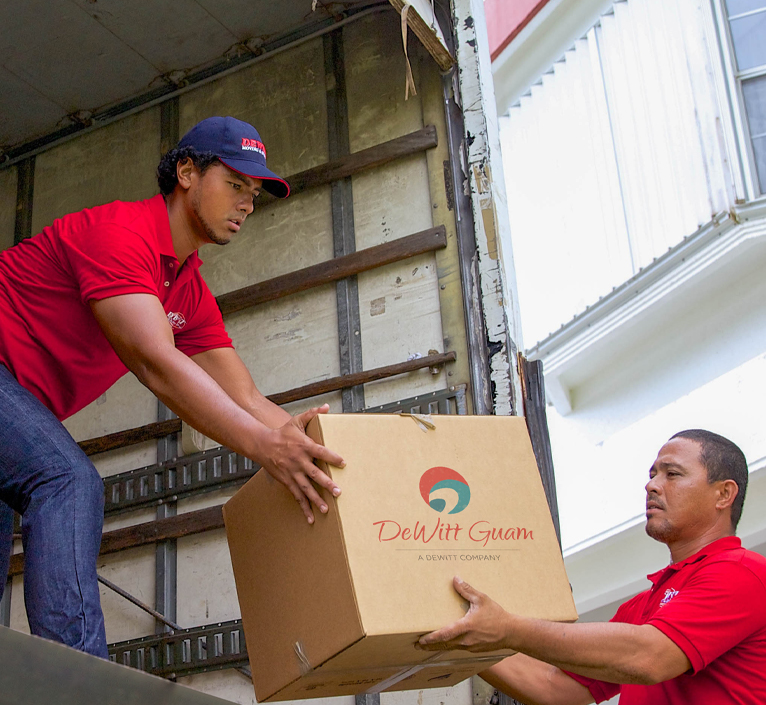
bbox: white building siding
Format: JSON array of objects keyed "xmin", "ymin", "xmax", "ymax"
[{"xmin": 500, "ymin": 0, "xmax": 740, "ymax": 347}]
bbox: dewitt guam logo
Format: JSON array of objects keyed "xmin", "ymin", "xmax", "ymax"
[
  {"xmin": 167, "ymin": 311, "xmax": 187, "ymax": 330},
  {"xmin": 419, "ymin": 466, "xmax": 471, "ymax": 514}
]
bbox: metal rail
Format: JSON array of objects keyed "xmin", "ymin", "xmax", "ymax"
[
  {"xmin": 109, "ymin": 619, "xmax": 249, "ymax": 679},
  {"xmin": 104, "ymin": 446, "xmax": 255, "ymax": 517}
]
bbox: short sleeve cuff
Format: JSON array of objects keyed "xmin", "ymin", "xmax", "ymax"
[
  {"xmin": 83, "ymin": 282, "xmax": 160, "ymax": 303},
  {"xmin": 648, "ymin": 618, "xmax": 705, "ymax": 674},
  {"xmin": 562, "ymin": 670, "xmax": 619, "ymax": 703}
]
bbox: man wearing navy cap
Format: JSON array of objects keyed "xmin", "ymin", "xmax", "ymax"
[{"xmin": 0, "ymin": 116, "xmax": 344, "ymax": 657}]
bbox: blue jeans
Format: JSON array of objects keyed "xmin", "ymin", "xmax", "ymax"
[{"xmin": 0, "ymin": 364, "xmax": 107, "ymax": 657}]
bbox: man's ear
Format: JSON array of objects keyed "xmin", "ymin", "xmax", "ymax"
[
  {"xmin": 176, "ymin": 158, "xmax": 195, "ymax": 190},
  {"xmin": 716, "ymin": 479, "xmax": 739, "ymax": 512}
]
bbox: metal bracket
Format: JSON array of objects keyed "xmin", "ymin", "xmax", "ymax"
[
  {"xmin": 104, "ymin": 446, "xmax": 257, "ymax": 517},
  {"xmin": 109, "ymin": 619, "xmax": 248, "ymax": 678},
  {"xmin": 363, "ymin": 385, "xmax": 467, "ymax": 415}
]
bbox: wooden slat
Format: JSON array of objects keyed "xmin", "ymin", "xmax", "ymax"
[
  {"xmin": 79, "ymin": 351, "xmax": 457, "ymax": 456},
  {"xmin": 217, "ymin": 225, "xmax": 447, "ymax": 316},
  {"xmin": 388, "ymin": 0, "xmax": 455, "ymax": 72},
  {"xmin": 8, "ymin": 506, "xmax": 225, "ymax": 577},
  {"xmin": 268, "ymin": 351, "xmax": 457, "ymax": 405},
  {"xmin": 78, "ymin": 418, "xmax": 182, "ymax": 456},
  {"xmin": 258, "ymin": 125, "xmax": 438, "ymax": 205}
]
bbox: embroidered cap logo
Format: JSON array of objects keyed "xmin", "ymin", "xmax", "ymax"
[{"xmin": 241, "ymin": 137, "xmax": 266, "ymax": 158}]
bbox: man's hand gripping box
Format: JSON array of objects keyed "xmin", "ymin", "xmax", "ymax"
[{"xmin": 223, "ymin": 414, "xmax": 577, "ymax": 701}]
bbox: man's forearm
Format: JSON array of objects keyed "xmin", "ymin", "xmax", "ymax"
[
  {"xmin": 190, "ymin": 347, "xmax": 291, "ymax": 430},
  {"xmin": 497, "ymin": 615, "xmax": 680, "ymax": 686},
  {"xmin": 135, "ymin": 346, "xmax": 276, "ymax": 463},
  {"xmin": 481, "ymin": 655, "xmax": 594, "ymax": 705}
]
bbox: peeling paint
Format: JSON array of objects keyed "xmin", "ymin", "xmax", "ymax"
[
  {"xmin": 452, "ymin": 0, "xmax": 523, "ymax": 414},
  {"xmin": 273, "ymin": 307, "xmax": 301, "ymax": 322},
  {"xmin": 481, "ymin": 206, "xmax": 499, "ymax": 261},
  {"xmin": 265, "ymin": 329, "xmax": 303, "ymax": 343},
  {"xmin": 370, "ymin": 296, "xmax": 386, "ymax": 316}
]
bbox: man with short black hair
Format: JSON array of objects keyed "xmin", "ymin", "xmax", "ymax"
[
  {"xmin": 419, "ymin": 430, "xmax": 766, "ymax": 704},
  {"xmin": 0, "ymin": 116, "xmax": 343, "ymax": 657}
]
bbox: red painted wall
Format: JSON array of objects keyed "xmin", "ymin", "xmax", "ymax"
[{"xmin": 485, "ymin": 0, "xmax": 553, "ymax": 61}]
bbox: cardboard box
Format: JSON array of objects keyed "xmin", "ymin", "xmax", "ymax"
[{"xmin": 223, "ymin": 414, "xmax": 576, "ymax": 702}]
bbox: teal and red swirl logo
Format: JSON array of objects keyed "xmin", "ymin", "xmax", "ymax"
[{"xmin": 420, "ymin": 467, "xmax": 471, "ymax": 514}]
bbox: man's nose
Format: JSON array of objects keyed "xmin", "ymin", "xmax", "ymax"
[{"xmin": 239, "ymin": 197, "xmax": 254, "ymax": 215}]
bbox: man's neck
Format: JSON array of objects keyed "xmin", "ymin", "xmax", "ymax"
[
  {"xmin": 165, "ymin": 193, "xmax": 202, "ymax": 265},
  {"xmin": 668, "ymin": 526, "xmax": 735, "ymax": 563}
]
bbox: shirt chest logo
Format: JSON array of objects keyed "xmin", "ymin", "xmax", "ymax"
[
  {"xmin": 660, "ymin": 588, "xmax": 679, "ymax": 607},
  {"xmin": 167, "ymin": 311, "xmax": 187, "ymax": 331}
]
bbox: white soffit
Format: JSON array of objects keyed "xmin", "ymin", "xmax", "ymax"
[
  {"xmin": 491, "ymin": 0, "xmax": 616, "ymax": 117},
  {"xmin": 528, "ymin": 199, "xmax": 766, "ymax": 414}
]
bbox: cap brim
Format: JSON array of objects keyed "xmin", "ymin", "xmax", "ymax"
[{"xmin": 219, "ymin": 158, "xmax": 290, "ymax": 199}]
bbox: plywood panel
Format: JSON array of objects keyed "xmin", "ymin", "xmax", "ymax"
[
  {"xmin": 344, "ymin": 13, "xmax": 425, "ymax": 152},
  {"xmin": 178, "ymin": 38, "xmax": 329, "ymax": 177},
  {"xmin": 176, "ymin": 529, "xmax": 238, "ymax": 627},
  {"xmin": 98, "ymin": 545, "xmax": 156, "ymax": 643},
  {"xmin": 179, "ymin": 36, "xmax": 340, "ymax": 409},
  {"xmin": 31, "ymin": 107, "xmax": 160, "ymax": 234},
  {"xmin": 0, "ymin": 166, "xmax": 17, "ymax": 252},
  {"xmin": 63, "ymin": 373, "xmax": 159, "ymax": 477},
  {"xmin": 199, "ymin": 187, "xmax": 334, "ymax": 296},
  {"xmin": 343, "ymin": 12, "xmax": 445, "ymax": 407},
  {"xmin": 352, "ymin": 156, "xmax": 433, "ymax": 250},
  {"xmin": 417, "ymin": 51, "xmax": 472, "ymax": 404},
  {"xmin": 358, "ymin": 252, "xmax": 446, "ymax": 407},
  {"xmin": 225, "ymin": 285, "xmax": 341, "ymax": 398}
]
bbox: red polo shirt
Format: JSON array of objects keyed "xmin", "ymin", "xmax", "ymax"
[
  {"xmin": 568, "ymin": 537, "xmax": 766, "ymax": 704},
  {"xmin": 0, "ymin": 194, "xmax": 232, "ymax": 420}
]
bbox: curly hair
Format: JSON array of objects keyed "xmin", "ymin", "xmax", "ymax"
[{"xmin": 156, "ymin": 146, "xmax": 219, "ymax": 196}]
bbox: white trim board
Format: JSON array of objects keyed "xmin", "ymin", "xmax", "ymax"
[{"xmin": 528, "ymin": 199, "xmax": 766, "ymax": 414}]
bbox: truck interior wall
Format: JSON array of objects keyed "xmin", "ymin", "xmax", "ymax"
[
  {"xmin": 2, "ymin": 9, "xmax": 473, "ymax": 705},
  {"xmin": 0, "ymin": 167, "xmax": 16, "ymax": 251}
]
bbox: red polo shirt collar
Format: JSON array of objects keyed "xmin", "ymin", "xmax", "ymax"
[
  {"xmin": 148, "ymin": 194, "xmax": 203, "ymax": 279},
  {"xmin": 648, "ymin": 536, "xmax": 742, "ymax": 585}
]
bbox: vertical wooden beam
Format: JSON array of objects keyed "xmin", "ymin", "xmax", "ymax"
[
  {"xmin": 325, "ymin": 29, "xmax": 365, "ymax": 412},
  {"xmin": 417, "ymin": 40, "xmax": 473, "ymax": 411},
  {"xmin": 13, "ymin": 157, "xmax": 35, "ymax": 245},
  {"xmin": 519, "ymin": 355, "xmax": 561, "ymax": 544},
  {"xmin": 435, "ymin": 30, "xmax": 494, "ymax": 414},
  {"xmin": 155, "ymin": 98, "xmax": 180, "ymax": 634},
  {"xmin": 450, "ymin": 0, "xmax": 525, "ymax": 415}
]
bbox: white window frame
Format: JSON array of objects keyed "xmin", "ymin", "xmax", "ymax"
[{"xmin": 712, "ymin": 0, "xmax": 766, "ymax": 200}]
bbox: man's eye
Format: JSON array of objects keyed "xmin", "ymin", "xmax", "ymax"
[{"xmin": 231, "ymin": 183, "xmax": 241, "ymax": 190}]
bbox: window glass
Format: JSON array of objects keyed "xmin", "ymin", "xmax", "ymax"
[
  {"xmin": 729, "ymin": 13, "xmax": 766, "ymax": 71},
  {"xmin": 743, "ymin": 75, "xmax": 766, "ymax": 193},
  {"xmin": 726, "ymin": 0, "xmax": 766, "ymax": 16}
]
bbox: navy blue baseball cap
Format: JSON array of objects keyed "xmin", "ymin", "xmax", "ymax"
[{"xmin": 178, "ymin": 116, "xmax": 290, "ymax": 199}]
